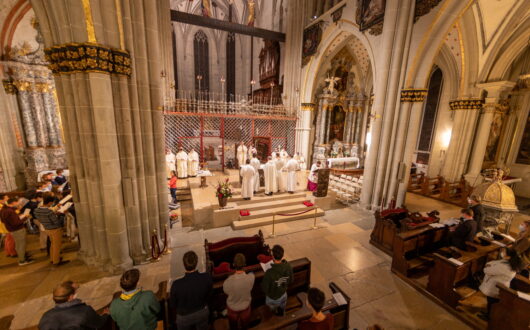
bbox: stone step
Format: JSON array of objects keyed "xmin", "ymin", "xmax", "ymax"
[
  {"xmin": 231, "ymin": 191, "xmax": 307, "ymax": 203},
  {"xmin": 237, "ymin": 203, "xmax": 320, "ymax": 221},
  {"xmin": 236, "ymin": 197, "xmax": 309, "ymax": 212},
  {"xmin": 232, "ymin": 208, "xmax": 325, "ymax": 230}
]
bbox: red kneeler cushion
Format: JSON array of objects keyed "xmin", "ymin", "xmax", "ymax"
[
  {"xmin": 257, "ymin": 254, "xmax": 273, "ymax": 264},
  {"xmin": 213, "ymin": 262, "xmax": 232, "ymax": 275},
  {"xmin": 303, "ymin": 201, "xmax": 314, "ymax": 207},
  {"xmin": 240, "ymin": 210, "xmax": 250, "ymax": 216}
]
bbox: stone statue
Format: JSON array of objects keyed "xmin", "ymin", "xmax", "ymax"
[
  {"xmin": 325, "ymin": 75, "xmax": 340, "ymax": 93},
  {"xmin": 350, "ymin": 144, "xmax": 359, "ymax": 158}
]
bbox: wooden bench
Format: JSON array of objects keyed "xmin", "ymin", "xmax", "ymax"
[
  {"xmin": 426, "ymin": 239, "xmax": 509, "ymax": 308},
  {"xmin": 408, "ymin": 172, "xmax": 424, "ymax": 191},
  {"xmin": 390, "ymin": 225, "xmax": 449, "ymax": 277},
  {"xmin": 213, "ymin": 281, "xmax": 351, "ymax": 330},
  {"xmin": 489, "ymin": 279, "xmax": 530, "ymax": 330},
  {"xmin": 205, "ymin": 230, "xmax": 271, "ymax": 282},
  {"xmin": 439, "ymin": 176, "xmax": 472, "ymax": 207},
  {"xmin": 420, "ymin": 175, "xmax": 444, "ymax": 196}
]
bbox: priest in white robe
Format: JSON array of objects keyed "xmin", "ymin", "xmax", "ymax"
[
  {"xmin": 176, "ymin": 147, "xmax": 188, "ymax": 179},
  {"xmin": 248, "ymin": 144, "xmax": 257, "ymax": 161},
  {"xmin": 284, "ymin": 155, "xmax": 299, "ymax": 193},
  {"xmin": 275, "ymin": 154, "xmax": 286, "ymax": 192},
  {"xmin": 250, "ymin": 154, "xmax": 261, "ymax": 193},
  {"xmin": 294, "ymin": 152, "xmax": 307, "ymax": 171},
  {"xmin": 240, "ymin": 159, "xmax": 256, "ymax": 200},
  {"xmin": 165, "ymin": 149, "xmax": 176, "ymax": 178},
  {"xmin": 236, "ymin": 141, "xmax": 248, "ymax": 169},
  {"xmin": 279, "ymin": 148, "xmax": 288, "ymax": 162},
  {"xmin": 187, "ymin": 148, "xmax": 200, "ymax": 177},
  {"xmin": 264, "ymin": 156, "xmax": 277, "ymax": 196}
]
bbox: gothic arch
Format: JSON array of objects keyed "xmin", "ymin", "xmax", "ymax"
[{"xmin": 194, "ymin": 30, "xmax": 210, "ymax": 92}]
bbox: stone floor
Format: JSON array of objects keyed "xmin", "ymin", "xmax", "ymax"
[{"xmin": 5, "ymin": 191, "xmax": 530, "ymax": 329}]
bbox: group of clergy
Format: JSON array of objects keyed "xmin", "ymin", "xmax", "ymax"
[
  {"xmin": 165, "ymin": 147, "xmax": 200, "ymax": 179},
  {"xmin": 239, "ymin": 150, "xmax": 304, "ymax": 200}
]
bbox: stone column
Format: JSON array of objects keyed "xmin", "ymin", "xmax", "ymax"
[
  {"xmin": 296, "ymin": 103, "xmax": 315, "ymax": 161},
  {"xmin": 466, "ymin": 81, "xmax": 515, "ymax": 185},
  {"xmin": 360, "ymin": 0, "xmax": 416, "ymax": 209},
  {"xmin": 283, "ymin": 0, "xmax": 305, "ymax": 116},
  {"xmin": 31, "ymin": 0, "xmax": 170, "ymax": 271},
  {"xmin": 441, "ymin": 98, "xmax": 483, "ymax": 181},
  {"xmin": 358, "ymin": 96, "xmax": 372, "ymax": 165}
]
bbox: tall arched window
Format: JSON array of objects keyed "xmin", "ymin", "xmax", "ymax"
[
  {"xmin": 226, "ymin": 33, "xmax": 236, "ymax": 100},
  {"xmin": 194, "ymin": 30, "xmax": 209, "ymax": 92},
  {"xmin": 416, "ymin": 67, "xmax": 443, "ymax": 164}
]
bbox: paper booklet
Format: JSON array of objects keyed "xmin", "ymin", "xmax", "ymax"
[
  {"xmin": 448, "ymin": 258, "xmax": 464, "ymax": 266},
  {"xmin": 333, "ymin": 292, "xmax": 347, "ymax": 306},
  {"xmin": 58, "ymin": 202, "xmax": 72, "ymax": 213},
  {"xmin": 58, "ymin": 181, "xmax": 68, "ymax": 192},
  {"xmin": 22, "ymin": 208, "xmax": 31, "ymax": 217},
  {"xmin": 517, "ymin": 291, "xmax": 530, "ymax": 302},
  {"xmin": 260, "ymin": 260, "xmax": 273, "ymax": 272},
  {"xmin": 59, "ymin": 194, "xmax": 72, "ymax": 205}
]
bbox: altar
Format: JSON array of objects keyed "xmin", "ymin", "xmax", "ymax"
[{"xmin": 326, "ymin": 157, "xmax": 359, "ymax": 169}]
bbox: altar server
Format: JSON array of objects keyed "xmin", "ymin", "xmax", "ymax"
[
  {"xmin": 250, "ymin": 154, "xmax": 261, "ymax": 193},
  {"xmin": 264, "ymin": 156, "xmax": 278, "ymax": 196},
  {"xmin": 165, "ymin": 149, "xmax": 176, "ymax": 178},
  {"xmin": 279, "ymin": 148, "xmax": 288, "ymax": 162},
  {"xmin": 284, "ymin": 155, "xmax": 298, "ymax": 194},
  {"xmin": 240, "ymin": 159, "xmax": 256, "ymax": 200},
  {"xmin": 176, "ymin": 147, "xmax": 188, "ymax": 179},
  {"xmin": 248, "ymin": 144, "xmax": 257, "ymax": 161},
  {"xmin": 307, "ymin": 161, "xmax": 322, "ymax": 192},
  {"xmin": 236, "ymin": 142, "xmax": 248, "ymax": 169},
  {"xmin": 187, "ymin": 148, "xmax": 200, "ymax": 177},
  {"xmin": 275, "ymin": 155, "xmax": 286, "ymax": 193}
]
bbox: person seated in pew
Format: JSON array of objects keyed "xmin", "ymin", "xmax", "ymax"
[
  {"xmin": 468, "ymin": 195, "xmax": 485, "ymax": 234},
  {"xmin": 223, "ymin": 253, "xmax": 255, "ymax": 330},
  {"xmin": 448, "ymin": 208, "xmax": 477, "ymax": 251},
  {"xmin": 39, "ymin": 281, "xmax": 109, "ymax": 330},
  {"xmin": 262, "ymin": 245, "xmax": 293, "ymax": 316},
  {"xmin": 477, "ymin": 249, "xmax": 525, "ymax": 321},
  {"xmin": 514, "ymin": 220, "xmax": 530, "ymax": 278},
  {"xmin": 110, "ymin": 268, "xmax": 161, "ymax": 330},
  {"xmin": 298, "ymin": 287, "xmax": 334, "ymax": 330},
  {"xmin": 170, "ymin": 251, "xmax": 213, "ymax": 330},
  {"xmin": 53, "ymin": 169, "xmax": 67, "ymax": 186}
]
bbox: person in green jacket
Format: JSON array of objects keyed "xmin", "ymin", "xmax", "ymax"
[
  {"xmin": 261, "ymin": 245, "xmax": 293, "ymax": 316},
  {"xmin": 110, "ymin": 268, "xmax": 161, "ymax": 330}
]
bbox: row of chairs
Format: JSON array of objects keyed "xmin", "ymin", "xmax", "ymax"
[{"xmin": 329, "ymin": 174, "xmax": 363, "ymax": 204}]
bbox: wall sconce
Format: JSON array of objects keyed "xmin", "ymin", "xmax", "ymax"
[{"xmin": 441, "ymin": 129, "xmax": 452, "ymax": 149}]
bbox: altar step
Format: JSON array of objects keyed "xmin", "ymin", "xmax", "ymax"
[
  {"xmin": 231, "ymin": 191, "xmax": 306, "ymax": 203},
  {"xmin": 232, "ymin": 207, "xmax": 325, "ymax": 230}
]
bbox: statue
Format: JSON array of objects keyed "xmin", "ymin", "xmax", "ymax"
[
  {"xmin": 325, "ymin": 75, "xmax": 340, "ymax": 93},
  {"xmin": 247, "ymin": 0, "xmax": 256, "ymax": 26},
  {"xmin": 350, "ymin": 144, "xmax": 359, "ymax": 158}
]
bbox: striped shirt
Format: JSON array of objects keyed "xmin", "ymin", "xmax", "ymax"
[{"xmin": 34, "ymin": 207, "xmax": 62, "ymax": 230}]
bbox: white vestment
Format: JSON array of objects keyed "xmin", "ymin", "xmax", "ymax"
[
  {"xmin": 250, "ymin": 157, "xmax": 261, "ymax": 192},
  {"xmin": 280, "ymin": 149, "xmax": 288, "ymax": 162},
  {"xmin": 248, "ymin": 146, "xmax": 257, "ymax": 160},
  {"xmin": 165, "ymin": 152, "xmax": 176, "ymax": 177},
  {"xmin": 240, "ymin": 164, "xmax": 256, "ymax": 199},
  {"xmin": 275, "ymin": 158, "xmax": 286, "ymax": 192},
  {"xmin": 176, "ymin": 151, "xmax": 188, "ymax": 178},
  {"xmin": 298, "ymin": 156, "xmax": 307, "ymax": 170},
  {"xmin": 308, "ymin": 163, "xmax": 320, "ymax": 183},
  {"xmin": 237, "ymin": 145, "xmax": 248, "ymax": 168},
  {"xmin": 187, "ymin": 150, "xmax": 199, "ymax": 176},
  {"xmin": 285, "ymin": 159, "xmax": 298, "ymax": 192},
  {"xmin": 264, "ymin": 160, "xmax": 278, "ymax": 194}
]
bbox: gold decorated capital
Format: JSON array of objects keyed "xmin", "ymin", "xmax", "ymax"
[
  {"xmin": 301, "ymin": 103, "xmax": 316, "ymax": 111},
  {"xmin": 449, "ymin": 98, "xmax": 483, "ymax": 111},
  {"xmin": 44, "ymin": 43, "xmax": 132, "ymax": 77},
  {"xmin": 3, "ymin": 79, "xmax": 16, "ymax": 94},
  {"xmin": 400, "ymin": 89, "xmax": 427, "ymax": 102}
]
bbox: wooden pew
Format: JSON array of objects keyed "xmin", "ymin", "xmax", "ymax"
[
  {"xmin": 426, "ymin": 240, "xmax": 507, "ymax": 308},
  {"xmin": 391, "ymin": 225, "xmax": 449, "ymax": 277},
  {"xmin": 421, "ymin": 175, "xmax": 444, "ymax": 196},
  {"xmin": 439, "ymin": 176, "xmax": 472, "ymax": 207},
  {"xmin": 209, "ymin": 257, "xmax": 311, "ymax": 314},
  {"xmin": 213, "ymin": 281, "xmax": 351, "ymax": 330},
  {"xmin": 489, "ymin": 275, "xmax": 530, "ymax": 330},
  {"xmin": 408, "ymin": 172, "xmax": 424, "ymax": 191}
]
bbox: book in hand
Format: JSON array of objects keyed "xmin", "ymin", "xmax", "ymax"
[
  {"xmin": 58, "ymin": 202, "xmax": 73, "ymax": 213},
  {"xmin": 59, "ymin": 194, "xmax": 72, "ymax": 205},
  {"xmin": 260, "ymin": 260, "xmax": 273, "ymax": 272},
  {"xmin": 22, "ymin": 208, "xmax": 31, "ymax": 217},
  {"xmin": 58, "ymin": 181, "xmax": 68, "ymax": 192}
]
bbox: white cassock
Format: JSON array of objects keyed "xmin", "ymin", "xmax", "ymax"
[
  {"xmin": 187, "ymin": 150, "xmax": 199, "ymax": 177},
  {"xmin": 264, "ymin": 160, "xmax": 278, "ymax": 194},
  {"xmin": 176, "ymin": 151, "xmax": 188, "ymax": 178},
  {"xmin": 275, "ymin": 158, "xmax": 286, "ymax": 192},
  {"xmin": 165, "ymin": 152, "xmax": 176, "ymax": 177},
  {"xmin": 280, "ymin": 149, "xmax": 288, "ymax": 162},
  {"xmin": 298, "ymin": 156, "xmax": 307, "ymax": 170},
  {"xmin": 285, "ymin": 159, "xmax": 298, "ymax": 192},
  {"xmin": 308, "ymin": 163, "xmax": 320, "ymax": 183},
  {"xmin": 240, "ymin": 164, "xmax": 256, "ymax": 199},
  {"xmin": 237, "ymin": 145, "xmax": 248, "ymax": 168},
  {"xmin": 250, "ymin": 157, "xmax": 261, "ymax": 192},
  {"xmin": 248, "ymin": 146, "xmax": 257, "ymax": 160}
]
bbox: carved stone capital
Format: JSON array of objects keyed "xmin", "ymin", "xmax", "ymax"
[
  {"xmin": 400, "ymin": 89, "xmax": 428, "ymax": 102},
  {"xmin": 449, "ymin": 98, "xmax": 483, "ymax": 111}
]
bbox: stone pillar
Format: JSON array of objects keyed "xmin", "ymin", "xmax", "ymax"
[
  {"xmin": 283, "ymin": 0, "xmax": 305, "ymax": 116},
  {"xmin": 466, "ymin": 81, "xmax": 515, "ymax": 185},
  {"xmin": 358, "ymin": 96, "xmax": 372, "ymax": 165},
  {"xmin": 31, "ymin": 0, "xmax": 170, "ymax": 271},
  {"xmin": 441, "ymin": 98, "xmax": 483, "ymax": 181},
  {"xmin": 296, "ymin": 103, "xmax": 315, "ymax": 161},
  {"xmin": 360, "ymin": 0, "xmax": 416, "ymax": 209}
]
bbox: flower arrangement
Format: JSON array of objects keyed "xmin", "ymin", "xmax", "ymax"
[{"xmin": 216, "ymin": 178, "xmax": 232, "ymax": 199}]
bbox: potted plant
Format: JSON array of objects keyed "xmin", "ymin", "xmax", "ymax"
[{"xmin": 216, "ymin": 178, "xmax": 232, "ymax": 207}]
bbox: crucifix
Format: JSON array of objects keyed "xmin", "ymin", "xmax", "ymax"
[{"xmin": 325, "ymin": 75, "xmax": 340, "ymax": 93}]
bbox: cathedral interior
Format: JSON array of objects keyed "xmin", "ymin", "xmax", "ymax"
[{"xmin": 1, "ymin": 0, "xmax": 530, "ymax": 329}]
